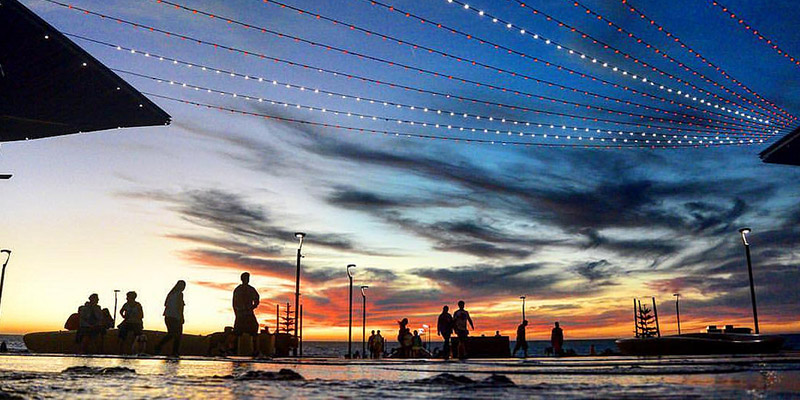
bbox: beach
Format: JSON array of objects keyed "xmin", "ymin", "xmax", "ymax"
[{"xmin": 3, "ymin": 336, "xmax": 800, "ymax": 399}]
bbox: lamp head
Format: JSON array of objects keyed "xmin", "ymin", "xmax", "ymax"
[
  {"xmin": 1, "ymin": 249, "xmax": 10, "ymax": 265},
  {"xmin": 347, "ymin": 264, "xmax": 356, "ymax": 277},
  {"xmin": 520, "ymin": 295, "xmax": 526, "ymax": 300},
  {"xmin": 294, "ymin": 232, "xmax": 306, "ymax": 249},
  {"xmin": 739, "ymin": 227, "xmax": 751, "ymax": 246},
  {"xmin": 360, "ymin": 285, "xmax": 368, "ymax": 296},
  {"xmin": 0, "ymin": 249, "xmax": 10, "ymax": 255}
]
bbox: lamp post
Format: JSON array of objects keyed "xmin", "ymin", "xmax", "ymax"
[
  {"xmin": 361, "ymin": 285, "xmax": 368, "ymax": 357},
  {"xmin": 520, "ymin": 295, "xmax": 526, "ymax": 322},
  {"xmin": 422, "ymin": 324, "xmax": 430, "ymax": 350},
  {"xmin": 673, "ymin": 293, "xmax": 681, "ymax": 335},
  {"xmin": 0, "ymin": 250, "xmax": 11, "ymax": 319},
  {"xmin": 113, "ymin": 289, "xmax": 120, "ymax": 327},
  {"xmin": 293, "ymin": 232, "xmax": 306, "ymax": 356},
  {"xmin": 347, "ymin": 264, "xmax": 356, "ymax": 358},
  {"xmin": 739, "ymin": 228, "xmax": 759, "ymax": 334}
]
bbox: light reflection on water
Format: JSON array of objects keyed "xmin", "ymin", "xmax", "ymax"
[{"xmin": 2, "ymin": 354, "xmax": 800, "ymax": 399}]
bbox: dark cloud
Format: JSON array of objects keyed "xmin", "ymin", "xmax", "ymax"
[{"xmin": 572, "ymin": 259, "xmax": 618, "ymax": 283}]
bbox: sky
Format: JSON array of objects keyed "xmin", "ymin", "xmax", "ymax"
[{"xmin": 1, "ymin": 0, "xmax": 799, "ymax": 340}]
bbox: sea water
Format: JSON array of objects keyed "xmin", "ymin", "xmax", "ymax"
[{"xmin": 2, "ymin": 335, "xmax": 800, "ymax": 398}]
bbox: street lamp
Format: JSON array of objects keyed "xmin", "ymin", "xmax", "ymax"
[
  {"xmin": 673, "ymin": 293, "xmax": 681, "ymax": 335},
  {"xmin": 293, "ymin": 232, "xmax": 306, "ymax": 356},
  {"xmin": 739, "ymin": 227, "xmax": 759, "ymax": 334},
  {"xmin": 347, "ymin": 264, "xmax": 356, "ymax": 358},
  {"xmin": 422, "ymin": 324, "xmax": 430, "ymax": 350},
  {"xmin": 0, "ymin": 250, "xmax": 11, "ymax": 319},
  {"xmin": 520, "ymin": 295, "xmax": 526, "ymax": 322},
  {"xmin": 361, "ymin": 285, "xmax": 368, "ymax": 357}
]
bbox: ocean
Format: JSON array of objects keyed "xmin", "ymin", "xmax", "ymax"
[{"xmin": 2, "ymin": 334, "xmax": 800, "ymax": 398}]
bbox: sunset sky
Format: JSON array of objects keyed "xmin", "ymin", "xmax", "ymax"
[{"xmin": 1, "ymin": 0, "xmax": 799, "ymax": 340}]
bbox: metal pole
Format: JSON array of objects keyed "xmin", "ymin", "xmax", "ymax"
[
  {"xmin": 674, "ymin": 293, "xmax": 681, "ymax": 335},
  {"xmin": 744, "ymin": 244, "xmax": 759, "ymax": 334},
  {"xmin": 652, "ymin": 297, "xmax": 661, "ymax": 338},
  {"xmin": 276, "ymin": 304, "xmax": 280, "ymax": 333},
  {"xmin": 299, "ymin": 304, "xmax": 303, "ymax": 356},
  {"xmin": 633, "ymin": 298, "xmax": 638, "ymax": 337},
  {"xmin": 362, "ymin": 290, "xmax": 366, "ymax": 356},
  {"xmin": 113, "ymin": 290, "xmax": 120, "ymax": 327},
  {"xmin": 0, "ymin": 250, "xmax": 11, "ymax": 320},
  {"xmin": 348, "ymin": 274, "xmax": 353, "ymax": 358},
  {"xmin": 520, "ymin": 296, "xmax": 526, "ymax": 322},
  {"xmin": 294, "ymin": 247, "xmax": 301, "ymax": 356}
]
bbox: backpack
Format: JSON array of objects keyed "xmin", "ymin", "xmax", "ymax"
[{"xmin": 64, "ymin": 313, "xmax": 80, "ymax": 331}]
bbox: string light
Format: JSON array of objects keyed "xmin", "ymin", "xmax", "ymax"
[
  {"xmin": 71, "ymin": 34, "xmax": 775, "ymax": 138},
  {"xmin": 577, "ymin": 0, "xmax": 797, "ymax": 125},
  {"xmin": 117, "ymin": 67, "xmax": 768, "ymax": 142},
  {"xmin": 708, "ymin": 0, "xmax": 800, "ymax": 69},
  {"xmin": 432, "ymin": 0, "xmax": 783, "ymax": 127},
  {"xmin": 149, "ymin": 0, "xmax": 772, "ymax": 131},
  {"xmin": 144, "ymin": 92, "xmax": 764, "ymax": 149},
  {"xmin": 503, "ymin": 0, "xmax": 795, "ymax": 126}
]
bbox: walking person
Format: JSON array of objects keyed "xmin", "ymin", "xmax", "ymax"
[
  {"xmin": 437, "ymin": 305, "xmax": 454, "ymax": 360},
  {"xmin": 156, "ymin": 280, "xmax": 185, "ymax": 357},
  {"xmin": 117, "ymin": 291, "xmax": 144, "ymax": 354},
  {"xmin": 232, "ymin": 272, "xmax": 260, "ymax": 356},
  {"xmin": 513, "ymin": 320, "xmax": 528, "ymax": 358},
  {"xmin": 453, "ymin": 300, "xmax": 474, "ymax": 359},
  {"xmin": 551, "ymin": 321, "xmax": 564, "ymax": 356}
]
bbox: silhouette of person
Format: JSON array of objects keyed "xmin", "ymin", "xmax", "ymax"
[
  {"xmin": 513, "ymin": 320, "xmax": 528, "ymax": 358},
  {"xmin": 453, "ymin": 300, "xmax": 474, "ymax": 359},
  {"xmin": 232, "ymin": 272, "xmax": 260, "ymax": 356},
  {"xmin": 76, "ymin": 293, "xmax": 105, "ymax": 354},
  {"xmin": 368, "ymin": 330, "xmax": 376, "ymax": 359},
  {"xmin": 411, "ymin": 330, "xmax": 423, "ymax": 357},
  {"xmin": 156, "ymin": 280, "xmax": 185, "ymax": 356},
  {"xmin": 117, "ymin": 291, "xmax": 144, "ymax": 354},
  {"xmin": 437, "ymin": 305, "xmax": 454, "ymax": 360},
  {"xmin": 0, "ymin": 341, "xmax": 7, "ymax": 353},
  {"xmin": 375, "ymin": 330, "xmax": 385, "ymax": 358},
  {"xmin": 397, "ymin": 318, "xmax": 411, "ymax": 358},
  {"xmin": 551, "ymin": 321, "xmax": 564, "ymax": 356}
]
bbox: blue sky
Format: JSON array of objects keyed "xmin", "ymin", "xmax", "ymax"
[{"xmin": 1, "ymin": 0, "xmax": 798, "ymax": 338}]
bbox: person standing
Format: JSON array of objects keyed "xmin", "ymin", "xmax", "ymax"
[
  {"xmin": 367, "ymin": 330, "xmax": 376, "ymax": 359},
  {"xmin": 551, "ymin": 321, "xmax": 564, "ymax": 356},
  {"xmin": 117, "ymin": 291, "xmax": 144, "ymax": 354},
  {"xmin": 156, "ymin": 280, "xmax": 185, "ymax": 357},
  {"xmin": 375, "ymin": 330, "xmax": 385, "ymax": 358},
  {"xmin": 436, "ymin": 305, "xmax": 454, "ymax": 360},
  {"xmin": 452, "ymin": 300, "xmax": 474, "ymax": 359},
  {"xmin": 397, "ymin": 318, "xmax": 411, "ymax": 358},
  {"xmin": 513, "ymin": 320, "xmax": 528, "ymax": 358},
  {"xmin": 232, "ymin": 272, "xmax": 260, "ymax": 356}
]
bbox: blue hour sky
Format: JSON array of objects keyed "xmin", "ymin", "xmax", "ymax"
[{"xmin": 1, "ymin": 0, "xmax": 798, "ymax": 339}]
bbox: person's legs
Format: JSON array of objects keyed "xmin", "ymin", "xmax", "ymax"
[
  {"xmin": 156, "ymin": 317, "xmax": 175, "ymax": 354},
  {"xmin": 170, "ymin": 319, "xmax": 183, "ymax": 356},
  {"xmin": 442, "ymin": 334, "xmax": 451, "ymax": 360}
]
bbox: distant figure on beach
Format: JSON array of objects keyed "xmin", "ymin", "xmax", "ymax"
[
  {"xmin": 495, "ymin": 330, "xmax": 501, "ymax": 337},
  {"xmin": 551, "ymin": 321, "xmax": 564, "ymax": 356},
  {"xmin": 397, "ymin": 318, "xmax": 412, "ymax": 357},
  {"xmin": 513, "ymin": 320, "xmax": 529, "ymax": 358},
  {"xmin": 232, "ymin": 272, "xmax": 260, "ymax": 356},
  {"xmin": 0, "ymin": 341, "xmax": 7, "ymax": 353},
  {"xmin": 453, "ymin": 300, "xmax": 474, "ymax": 359},
  {"xmin": 411, "ymin": 330, "xmax": 423, "ymax": 357},
  {"xmin": 368, "ymin": 330, "xmax": 376, "ymax": 358},
  {"xmin": 117, "ymin": 291, "xmax": 144, "ymax": 354},
  {"xmin": 156, "ymin": 280, "xmax": 185, "ymax": 357},
  {"xmin": 76, "ymin": 293, "xmax": 105, "ymax": 354},
  {"xmin": 437, "ymin": 305, "xmax": 454, "ymax": 360},
  {"xmin": 375, "ymin": 330, "xmax": 385, "ymax": 358}
]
